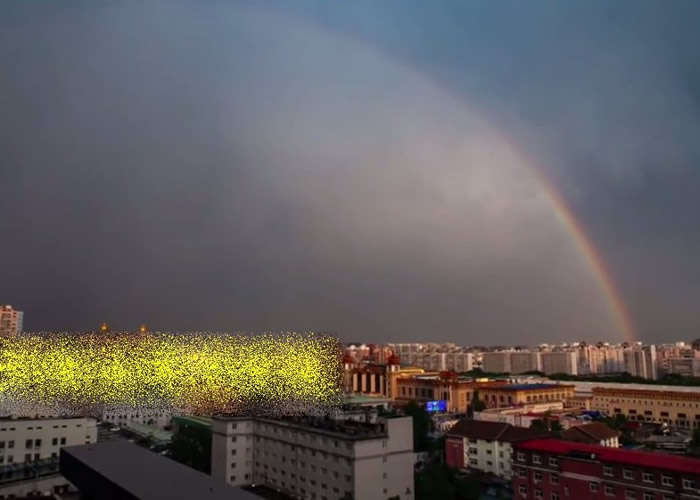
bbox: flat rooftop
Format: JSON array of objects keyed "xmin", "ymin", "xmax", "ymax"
[
  {"xmin": 61, "ymin": 441, "xmax": 259, "ymax": 500},
  {"xmin": 214, "ymin": 416, "xmax": 390, "ymax": 440},
  {"xmin": 489, "ymin": 383, "xmax": 567, "ymax": 391},
  {"xmin": 516, "ymin": 439, "xmax": 700, "ymax": 475}
]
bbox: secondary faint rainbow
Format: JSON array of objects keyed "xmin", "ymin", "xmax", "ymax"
[{"xmin": 243, "ymin": 5, "xmax": 637, "ymax": 343}]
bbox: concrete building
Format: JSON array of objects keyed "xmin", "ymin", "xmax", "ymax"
[
  {"xmin": 445, "ymin": 420, "xmax": 551, "ymax": 479},
  {"xmin": 395, "ymin": 373, "xmax": 480, "ymax": 413},
  {"xmin": 591, "ymin": 386, "xmax": 700, "ymax": 429},
  {"xmin": 665, "ymin": 357, "xmax": 700, "ymax": 377},
  {"xmin": 0, "ymin": 305, "xmax": 22, "ymax": 337},
  {"xmin": 624, "ymin": 345, "xmax": 658, "ymax": 380},
  {"xmin": 540, "ymin": 351, "xmax": 578, "ymax": 376},
  {"xmin": 513, "ymin": 439, "xmax": 700, "ymax": 500},
  {"xmin": 97, "ymin": 408, "xmax": 172, "ymax": 429},
  {"xmin": 0, "ymin": 416, "xmax": 97, "ymax": 497},
  {"xmin": 478, "ymin": 384, "xmax": 575, "ymax": 409},
  {"xmin": 211, "ymin": 416, "xmax": 415, "ymax": 500},
  {"xmin": 510, "ymin": 352, "xmax": 542, "ymax": 375},
  {"xmin": 481, "ymin": 352, "xmax": 512, "ymax": 374}
]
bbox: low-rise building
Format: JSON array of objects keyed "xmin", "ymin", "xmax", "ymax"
[
  {"xmin": 478, "ymin": 384, "xmax": 575, "ymax": 409},
  {"xmin": 0, "ymin": 416, "xmax": 97, "ymax": 497},
  {"xmin": 560, "ymin": 422, "xmax": 620, "ymax": 448},
  {"xmin": 445, "ymin": 420, "xmax": 551, "ymax": 479},
  {"xmin": 512, "ymin": 439, "xmax": 700, "ymax": 500},
  {"xmin": 591, "ymin": 386, "xmax": 700, "ymax": 429},
  {"xmin": 395, "ymin": 372, "xmax": 479, "ymax": 413},
  {"xmin": 211, "ymin": 416, "xmax": 415, "ymax": 500}
]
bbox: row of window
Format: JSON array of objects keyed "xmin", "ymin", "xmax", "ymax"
[
  {"xmin": 0, "ymin": 438, "xmax": 67, "ymax": 450},
  {"xmin": 517, "ymin": 454, "xmax": 696, "ymax": 490},
  {"xmin": 518, "ymin": 485, "xmax": 678, "ymax": 500},
  {"xmin": 0, "ymin": 424, "xmax": 74, "ymax": 431}
]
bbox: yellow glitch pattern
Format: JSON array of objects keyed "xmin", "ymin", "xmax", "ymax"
[{"xmin": 0, "ymin": 332, "xmax": 342, "ymax": 416}]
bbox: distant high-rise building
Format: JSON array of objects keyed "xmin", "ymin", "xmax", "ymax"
[
  {"xmin": 664, "ymin": 357, "xmax": 700, "ymax": 378},
  {"xmin": 624, "ymin": 345, "xmax": 657, "ymax": 380},
  {"xmin": 0, "ymin": 305, "xmax": 23, "ymax": 336},
  {"xmin": 540, "ymin": 351, "xmax": 578, "ymax": 376},
  {"xmin": 482, "ymin": 351, "xmax": 512, "ymax": 373},
  {"xmin": 510, "ymin": 352, "xmax": 542, "ymax": 374}
]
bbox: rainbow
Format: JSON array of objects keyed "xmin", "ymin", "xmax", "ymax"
[{"xmin": 240, "ymin": 5, "xmax": 637, "ymax": 343}]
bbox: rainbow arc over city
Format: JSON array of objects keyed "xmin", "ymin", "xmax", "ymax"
[{"xmin": 261, "ymin": 6, "xmax": 636, "ymax": 344}]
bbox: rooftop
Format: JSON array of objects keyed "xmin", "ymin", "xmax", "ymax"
[
  {"xmin": 61, "ymin": 441, "xmax": 258, "ymax": 500},
  {"xmin": 561, "ymin": 422, "xmax": 620, "ymax": 443},
  {"xmin": 515, "ymin": 439, "xmax": 700, "ymax": 475},
  {"xmin": 447, "ymin": 419, "xmax": 552, "ymax": 443},
  {"xmin": 213, "ymin": 415, "xmax": 392, "ymax": 440},
  {"xmin": 488, "ymin": 384, "xmax": 569, "ymax": 392}
]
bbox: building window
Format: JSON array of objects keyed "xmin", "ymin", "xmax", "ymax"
[
  {"xmin": 519, "ymin": 486, "xmax": 527, "ymax": 498},
  {"xmin": 25, "ymin": 440, "xmax": 32, "ymax": 449},
  {"xmin": 469, "ymin": 448, "xmax": 478, "ymax": 455},
  {"xmin": 469, "ymin": 459, "xmax": 478, "ymax": 466},
  {"xmin": 534, "ymin": 472, "xmax": 542, "ymax": 484},
  {"xmin": 533, "ymin": 454, "xmax": 541, "ymax": 464},
  {"xmin": 552, "ymin": 494, "xmax": 559, "ymax": 500},
  {"xmin": 517, "ymin": 452, "xmax": 525, "ymax": 461},
  {"xmin": 603, "ymin": 465, "xmax": 613, "ymax": 477},
  {"xmin": 643, "ymin": 494, "xmax": 654, "ymax": 500},
  {"xmin": 60, "ymin": 438, "xmax": 66, "ymax": 445},
  {"xmin": 52, "ymin": 438, "xmax": 58, "ymax": 446},
  {"xmin": 590, "ymin": 483, "xmax": 599, "ymax": 493},
  {"xmin": 605, "ymin": 485, "xmax": 615, "ymax": 496},
  {"xmin": 518, "ymin": 469, "xmax": 527, "ymax": 479},
  {"xmin": 662, "ymin": 475, "xmax": 673, "ymax": 487},
  {"xmin": 550, "ymin": 474, "xmax": 559, "ymax": 485},
  {"xmin": 625, "ymin": 490, "xmax": 637, "ymax": 500},
  {"xmin": 683, "ymin": 479, "xmax": 696, "ymax": 490},
  {"xmin": 535, "ymin": 489, "xmax": 543, "ymax": 500},
  {"xmin": 623, "ymin": 469, "xmax": 635, "ymax": 480},
  {"xmin": 7, "ymin": 441, "xmax": 13, "ymax": 449},
  {"xmin": 642, "ymin": 472, "xmax": 653, "ymax": 483},
  {"xmin": 230, "ymin": 475, "xmax": 235, "ymax": 482},
  {"xmin": 549, "ymin": 457, "xmax": 559, "ymax": 467}
]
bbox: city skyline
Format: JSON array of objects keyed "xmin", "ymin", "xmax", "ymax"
[{"xmin": 2, "ymin": 1, "xmax": 700, "ymax": 343}]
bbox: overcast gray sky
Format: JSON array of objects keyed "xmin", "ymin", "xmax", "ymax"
[{"xmin": 1, "ymin": 1, "xmax": 699, "ymax": 344}]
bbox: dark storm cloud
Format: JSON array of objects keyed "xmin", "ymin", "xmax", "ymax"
[{"xmin": 1, "ymin": 1, "xmax": 698, "ymax": 343}]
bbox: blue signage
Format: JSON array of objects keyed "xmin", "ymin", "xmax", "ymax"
[{"xmin": 426, "ymin": 400, "xmax": 447, "ymax": 413}]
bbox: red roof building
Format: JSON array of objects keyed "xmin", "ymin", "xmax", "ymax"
[{"xmin": 512, "ymin": 439, "xmax": 700, "ymax": 500}]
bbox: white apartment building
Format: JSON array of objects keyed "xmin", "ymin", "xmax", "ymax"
[
  {"xmin": 445, "ymin": 420, "xmax": 550, "ymax": 480},
  {"xmin": 481, "ymin": 352, "xmax": 511, "ymax": 374},
  {"xmin": 510, "ymin": 352, "xmax": 541, "ymax": 375},
  {"xmin": 0, "ymin": 306, "xmax": 22, "ymax": 337},
  {"xmin": 211, "ymin": 416, "xmax": 415, "ymax": 500},
  {"xmin": 540, "ymin": 351, "xmax": 578, "ymax": 376},
  {"xmin": 409, "ymin": 352, "xmax": 473, "ymax": 372},
  {"xmin": 665, "ymin": 357, "xmax": 700, "ymax": 377},
  {"xmin": 623, "ymin": 345, "xmax": 657, "ymax": 380},
  {"xmin": 0, "ymin": 416, "xmax": 97, "ymax": 497}
]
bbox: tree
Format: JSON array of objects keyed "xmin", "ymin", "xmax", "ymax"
[
  {"xmin": 404, "ymin": 400, "xmax": 432, "ymax": 452},
  {"xmin": 415, "ymin": 463, "xmax": 455, "ymax": 500},
  {"xmin": 530, "ymin": 419, "xmax": 547, "ymax": 431},
  {"xmin": 470, "ymin": 392, "xmax": 486, "ymax": 414},
  {"xmin": 169, "ymin": 423, "xmax": 212, "ymax": 474}
]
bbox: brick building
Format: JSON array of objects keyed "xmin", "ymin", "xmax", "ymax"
[{"xmin": 512, "ymin": 439, "xmax": 700, "ymax": 500}]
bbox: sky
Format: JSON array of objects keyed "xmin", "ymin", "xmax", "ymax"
[{"xmin": 1, "ymin": 1, "xmax": 699, "ymax": 344}]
